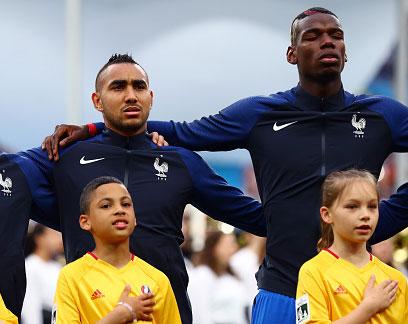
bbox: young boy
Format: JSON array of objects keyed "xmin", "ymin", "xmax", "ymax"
[{"xmin": 52, "ymin": 176, "xmax": 181, "ymax": 323}]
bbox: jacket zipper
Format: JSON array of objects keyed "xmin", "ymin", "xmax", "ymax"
[
  {"xmin": 320, "ymin": 98, "xmax": 326, "ymax": 176},
  {"xmin": 124, "ymin": 137, "xmax": 130, "ymax": 187}
]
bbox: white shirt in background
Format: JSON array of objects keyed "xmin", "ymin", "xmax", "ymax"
[
  {"xmin": 188, "ymin": 265, "xmax": 247, "ymax": 324},
  {"xmin": 230, "ymin": 247, "xmax": 260, "ymax": 311},
  {"xmin": 21, "ymin": 254, "xmax": 61, "ymax": 324}
]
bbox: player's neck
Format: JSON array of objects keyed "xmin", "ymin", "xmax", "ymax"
[
  {"xmin": 299, "ymin": 78, "xmax": 342, "ymax": 98},
  {"xmin": 330, "ymin": 240, "xmax": 370, "ymax": 268},
  {"xmin": 104, "ymin": 121, "xmax": 147, "ymax": 137},
  {"xmin": 93, "ymin": 240, "xmax": 132, "ymax": 269}
]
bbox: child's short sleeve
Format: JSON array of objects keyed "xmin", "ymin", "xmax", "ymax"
[
  {"xmin": 296, "ymin": 264, "xmax": 331, "ymax": 324},
  {"xmin": 52, "ymin": 270, "xmax": 81, "ymax": 324}
]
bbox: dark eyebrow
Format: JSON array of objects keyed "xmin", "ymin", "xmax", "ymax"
[
  {"xmin": 108, "ymin": 79, "xmax": 148, "ymax": 89},
  {"xmin": 302, "ymin": 27, "xmax": 343, "ymax": 35},
  {"xmin": 108, "ymin": 80, "xmax": 127, "ymax": 88},
  {"xmin": 98, "ymin": 197, "xmax": 113, "ymax": 203},
  {"xmin": 132, "ymin": 79, "xmax": 148, "ymax": 88}
]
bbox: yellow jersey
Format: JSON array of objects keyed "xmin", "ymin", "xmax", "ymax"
[
  {"xmin": 53, "ymin": 252, "xmax": 181, "ymax": 324},
  {"xmin": 0, "ymin": 294, "xmax": 18, "ymax": 324},
  {"xmin": 296, "ymin": 249, "xmax": 408, "ymax": 324}
]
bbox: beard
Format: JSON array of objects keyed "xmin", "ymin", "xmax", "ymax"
[
  {"xmin": 305, "ymin": 69, "xmax": 340, "ymax": 84},
  {"xmin": 104, "ymin": 111, "xmax": 148, "ymax": 135}
]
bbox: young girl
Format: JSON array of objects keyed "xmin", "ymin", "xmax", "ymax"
[{"xmin": 296, "ymin": 169, "xmax": 408, "ymax": 323}]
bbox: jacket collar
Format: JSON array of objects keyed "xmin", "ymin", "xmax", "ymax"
[
  {"xmin": 278, "ymin": 84, "xmax": 357, "ymax": 112},
  {"xmin": 101, "ymin": 128, "xmax": 153, "ymax": 150},
  {"xmin": 293, "ymin": 84, "xmax": 345, "ymax": 111}
]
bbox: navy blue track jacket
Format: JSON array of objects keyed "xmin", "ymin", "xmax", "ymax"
[
  {"xmin": 146, "ymin": 85, "xmax": 408, "ymax": 298},
  {"xmin": 21, "ymin": 129, "xmax": 266, "ymax": 324},
  {"xmin": 0, "ymin": 154, "xmax": 57, "ymax": 318}
]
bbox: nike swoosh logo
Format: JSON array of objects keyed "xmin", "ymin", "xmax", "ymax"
[
  {"xmin": 273, "ymin": 121, "xmax": 298, "ymax": 131},
  {"xmin": 79, "ymin": 156, "xmax": 106, "ymax": 165}
]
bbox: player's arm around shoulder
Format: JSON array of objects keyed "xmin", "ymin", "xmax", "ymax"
[{"xmin": 147, "ymin": 95, "xmax": 267, "ymax": 151}]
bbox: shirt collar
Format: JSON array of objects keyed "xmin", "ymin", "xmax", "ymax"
[
  {"xmin": 292, "ymin": 84, "xmax": 345, "ymax": 112},
  {"xmin": 102, "ymin": 127, "xmax": 153, "ymax": 149}
]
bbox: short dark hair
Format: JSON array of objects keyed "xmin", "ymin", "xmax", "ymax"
[
  {"xmin": 95, "ymin": 53, "xmax": 149, "ymax": 91},
  {"xmin": 290, "ymin": 7, "xmax": 338, "ymax": 45},
  {"xmin": 79, "ymin": 176, "xmax": 124, "ymax": 215}
]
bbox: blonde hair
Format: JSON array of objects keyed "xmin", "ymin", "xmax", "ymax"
[{"xmin": 317, "ymin": 169, "xmax": 378, "ymax": 252}]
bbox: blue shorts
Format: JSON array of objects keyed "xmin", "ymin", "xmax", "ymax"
[{"xmin": 251, "ymin": 289, "xmax": 295, "ymax": 324}]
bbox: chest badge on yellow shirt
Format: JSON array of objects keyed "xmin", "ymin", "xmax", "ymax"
[
  {"xmin": 91, "ymin": 289, "xmax": 105, "ymax": 300},
  {"xmin": 334, "ymin": 284, "xmax": 348, "ymax": 295}
]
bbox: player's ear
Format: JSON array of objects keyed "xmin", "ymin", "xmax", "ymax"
[
  {"xmin": 148, "ymin": 89, "xmax": 154, "ymax": 110},
  {"xmin": 79, "ymin": 214, "xmax": 92, "ymax": 231},
  {"xmin": 287, "ymin": 46, "xmax": 298, "ymax": 65},
  {"xmin": 92, "ymin": 92, "xmax": 103, "ymax": 113},
  {"xmin": 320, "ymin": 207, "xmax": 333, "ymax": 224}
]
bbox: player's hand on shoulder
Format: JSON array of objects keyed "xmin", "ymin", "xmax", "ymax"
[
  {"xmin": 362, "ymin": 275, "xmax": 398, "ymax": 315},
  {"xmin": 41, "ymin": 123, "xmax": 89, "ymax": 161},
  {"xmin": 148, "ymin": 131, "xmax": 168, "ymax": 147}
]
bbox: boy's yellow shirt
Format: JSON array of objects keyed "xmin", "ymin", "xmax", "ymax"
[{"xmin": 53, "ymin": 252, "xmax": 181, "ymax": 324}]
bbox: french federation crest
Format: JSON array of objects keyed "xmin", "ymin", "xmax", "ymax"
[
  {"xmin": 154, "ymin": 156, "xmax": 168, "ymax": 181},
  {"xmin": 351, "ymin": 114, "xmax": 366, "ymax": 138},
  {"xmin": 0, "ymin": 170, "xmax": 12, "ymax": 196}
]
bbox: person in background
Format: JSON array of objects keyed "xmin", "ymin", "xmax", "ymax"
[
  {"xmin": 188, "ymin": 231, "xmax": 247, "ymax": 324},
  {"xmin": 53, "ymin": 176, "xmax": 180, "ymax": 323},
  {"xmin": 22, "ymin": 223, "xmax": 63, "ymax": 324},
  {"xmin": 296, "ymin": 170, "xmax": 408, "ymax": 323},
  {"xmin": 180, "ymin": 210, "xmax": 194, "ymax": 271},
  {"xmin": 230, "ymin": 232, "xmax": 265, "ymax": 321},
  {"xmin": 371, "ymin": 237, "xmax": 396, "ymax": 267}
]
